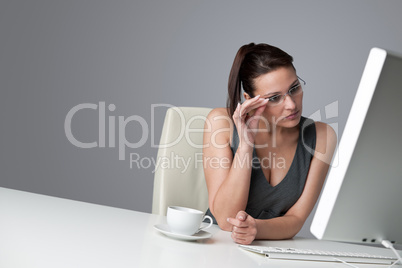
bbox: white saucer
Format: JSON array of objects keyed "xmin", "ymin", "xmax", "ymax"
[{"xmin": 154, "ymin": 224, "xmax": 212, "ymax": 241}]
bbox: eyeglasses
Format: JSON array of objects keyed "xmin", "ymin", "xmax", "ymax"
[{"xmin": 264, "ymin": 76, "xmax": 306, "ymax": 107}]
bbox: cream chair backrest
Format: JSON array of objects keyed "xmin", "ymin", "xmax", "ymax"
[{"xmin": 152, "ymin": 107, "xmax": 213, "ymax": 215}]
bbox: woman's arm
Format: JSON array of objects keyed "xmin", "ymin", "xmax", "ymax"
[
  {"xmin": 203, "ymin": 108, "xmax": 251, "ymax": 230},
  {"xmin": 203, "ymin": 97, "xmax": 268, "ymax": 230},
  {"xmin": 228, "ymin": 121, "xmax": 337, "ymax": 244}
]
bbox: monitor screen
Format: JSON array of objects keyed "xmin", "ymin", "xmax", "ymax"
[{"xmin": 310, "ymin": 47, "xmax": 402, "ymax": 245}]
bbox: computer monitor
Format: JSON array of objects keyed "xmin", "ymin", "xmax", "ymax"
[{"xmin": 310, "ymin": 47, "xmax": 402, "ymax": 245}]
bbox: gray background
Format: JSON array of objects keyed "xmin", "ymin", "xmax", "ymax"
[{"xmin": 1, "ymin": 0, "xmax": 402, "ymax": 238}]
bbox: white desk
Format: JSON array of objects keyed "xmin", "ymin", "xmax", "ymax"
[{"xmin": 1, "ymin": 187, "xmax": 400, "ymax": 268}]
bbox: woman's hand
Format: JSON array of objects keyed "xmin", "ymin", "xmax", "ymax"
[
  {"xmin": 227, "ymin": 211, "xmax": 257, "ymax": 245},
  {"xmin": 232, "ymin": 96, "xmax": 268, "ymax": 148}
]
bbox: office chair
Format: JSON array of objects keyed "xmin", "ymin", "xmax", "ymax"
[{"xmin": 152, "ymin": 107, "xmax": 212, "ymax": 216}]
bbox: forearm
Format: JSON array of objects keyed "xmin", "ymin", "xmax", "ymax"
[
  {"xmin": 212, "ymin": 146, "xmax": 253, "ymax": 229},
  {"xmin": 255, "ymin": 215, "xmax": 304, "ymax": 240}
]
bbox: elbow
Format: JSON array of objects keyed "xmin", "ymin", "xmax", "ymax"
[
  {"xmin": 217, "ymin": 218, "xmax": 233, "ymax": 232},
  {"xmin": 209, "ymin": 203, "xmax": 234, "ymax": 232},
  {"xmin": 212, "ymin": 211, "xmax": 232, "ymax": 231},
  {"xmin": 272, "ymin": 215, "xmax": 304, "ymax": 240},
  {"xmin": 283, "ymin": 232, "xmax": 297, "ymax": 240},
  {"xmin": 285, "ymin": 218, "xmax": 304, "ymax": 239}
]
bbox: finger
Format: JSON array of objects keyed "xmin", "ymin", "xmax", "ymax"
[
  {"xmin": 231, "ymin": 231, "xmax": 253, "ymax": 245},
  {"xmin": 241, "ymin": 96, "xmax": 267, "ymax": 110},
  {"xmin": 240, "ymin": 95, "xmax": 263, "ymax": 110},
  {"xmin": 232, "ymin": 103, "xmax": 241, "ymax": 122},
  {"xmin": 237, "ymin": 95, "xmax": 266, "ymax": 111},
  {"xmin": 227, "ymin": 217, "xmax": 249, "ymax": 228},
  {"xmin": 231, "ymin": 230, "xmax": 247, "ymax": 241},
  {"xmin": 253, "ymin": 101, "xmax": 267, "ymax": 117},
  {"xmin": 241, "ymin": 99, "xmax": 268, "ymax": 116},
  {"xmin": 232, "ymin": 225, "xmax": 257, "ymax": 244},
  {"xmin": 226, "ymin": 217, "xmax": 239, "ymax": 227},
  {"xmin": 236, "ymin": 211, "xmax": 248, "ymax": 221},
  {"xmin": 232, "ymin": 225, "xmax": 249, "ymax": 235}
]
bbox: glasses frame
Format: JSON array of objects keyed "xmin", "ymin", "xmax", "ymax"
[{"xmin": 264, "ymin": 76, "xmax": 306, "ymax": 107}]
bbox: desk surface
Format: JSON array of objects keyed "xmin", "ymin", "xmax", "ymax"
[{"xmin": 1, "ymin": 187, "xmax": 399, "ymax": 268}]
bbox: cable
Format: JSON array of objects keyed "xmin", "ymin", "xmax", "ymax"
[
  {"xmin": 333, "ymin": 257, "xmax": 360, "ymax": 268},
  {"xmin": 382, "ymin": 240, "xmax": 402, "ymax": 267},
  {"xmin": 334, "ymin": 240, "xmax": 402, "ymax": 268}
]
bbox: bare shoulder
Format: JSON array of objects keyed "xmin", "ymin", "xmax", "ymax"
[
  {"xmin": 315, "ymin": 121, "xmax": 337, "ymax": 142},
  {"xmin": 206, "ymin": 107, "xmax": 231, "ymax": 120},
  {"xmin": 204, "ymin": 107, "xmax": 233, "ymax": 146},
  {"xmin": 313, "ymin": 121, "xmax": 337, "ymax": 164},
  {"xmin": 205, "ymin": 107, "xmax": 232, "ymax": 129}
]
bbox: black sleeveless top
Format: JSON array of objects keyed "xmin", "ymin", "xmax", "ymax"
[{"xmin": 205, "ymin": 116, "xmax": 316, "ymax": 224}]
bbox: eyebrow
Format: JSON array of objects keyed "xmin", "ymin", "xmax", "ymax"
[{"xmin": 262, "ymin": 78, "xmax": 300, "ymax": 97}]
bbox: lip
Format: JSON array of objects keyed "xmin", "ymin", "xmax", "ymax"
[{"xmin": 285, "ymin": 111, "xmax": 299, "ymax": 120}]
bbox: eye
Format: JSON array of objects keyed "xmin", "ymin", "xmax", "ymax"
[
  {"xmin": 289, "ymin": 84, "xmax": 301, "ymax": 95},
  {"xmin": 268, "ymin": 95, "xmax": 282, "ymax": 103}
]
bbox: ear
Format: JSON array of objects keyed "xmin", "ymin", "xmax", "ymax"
[{"xmin": 243, "ymin": 92, "xmax": 252, "ymax": 100}]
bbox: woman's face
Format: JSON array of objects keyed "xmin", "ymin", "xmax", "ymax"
[{"xmin": 246, "ymin": 66, "xmax": 303, "ymax": 129}]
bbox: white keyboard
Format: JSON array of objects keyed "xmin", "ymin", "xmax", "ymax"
[{"xmin": 239, "ymin": 245, "xmax": 397, "ymax": 265}]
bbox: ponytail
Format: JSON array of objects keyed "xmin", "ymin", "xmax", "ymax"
[{"xmin": 227, "ymin": 43, "xmax": 255, "ymax": 117}]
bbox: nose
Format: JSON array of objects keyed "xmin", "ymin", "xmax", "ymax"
[{"xmin": 283, "ymin": 94, "xmax": 296, "ymax": 110}]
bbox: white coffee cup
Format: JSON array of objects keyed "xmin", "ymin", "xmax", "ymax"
[{"xmin": 167, "ymin": 206, "xmax": 213, "ymax": 236}]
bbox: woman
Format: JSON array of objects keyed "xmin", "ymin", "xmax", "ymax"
[{"xmin": 203, "ymin": 43, "xmax": 336, "ymax": 245}]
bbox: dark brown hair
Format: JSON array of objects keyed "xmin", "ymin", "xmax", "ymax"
[{"xmin": 227, "ymin": 43, "xmax": 295, "ymax": 117}]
